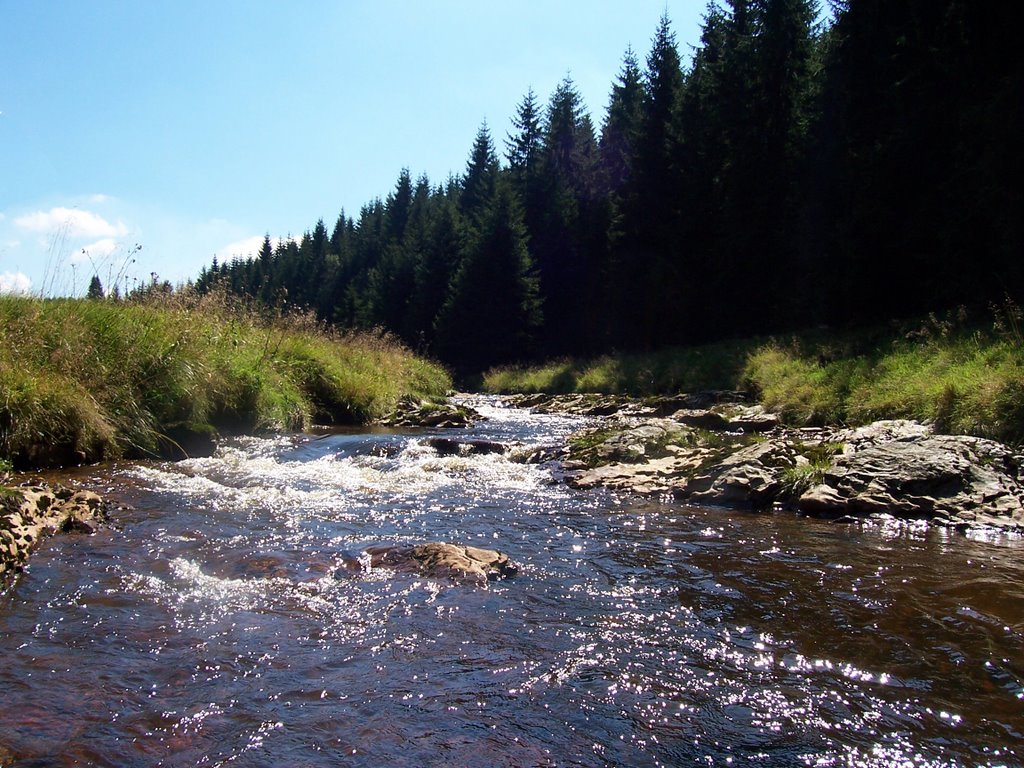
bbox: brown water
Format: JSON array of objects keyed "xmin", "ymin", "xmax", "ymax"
[{"xmin": 1, "ymin": 397, "xmax": 1022, "ymax": 767}]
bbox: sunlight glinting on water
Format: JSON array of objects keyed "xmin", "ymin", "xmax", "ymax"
[{"xmin": 1, "ymin": 397, "xmax": 1020, "ymax": 767}]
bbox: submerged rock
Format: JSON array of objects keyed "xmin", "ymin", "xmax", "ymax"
[
  {"xmin": 425, "ymin": 437, "xmax": 508, "ymax": 456},
  {"xmin": 360, "ymin": 542, "xmax": 519, "ymax": 585}
]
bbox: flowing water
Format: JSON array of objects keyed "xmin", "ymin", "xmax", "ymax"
[{"xmin": 1, "ymin": 397, "xmax": 1022, "ymax": 767}]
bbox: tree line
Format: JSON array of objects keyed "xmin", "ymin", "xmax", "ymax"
[{"xmin": 195, "ymin": 0, "xmax": 1023, "ymax": 374}]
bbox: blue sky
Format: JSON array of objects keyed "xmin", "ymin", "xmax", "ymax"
[{"xmin": 1, "ymin": 1, "xmax": 705, "ymax": 296}]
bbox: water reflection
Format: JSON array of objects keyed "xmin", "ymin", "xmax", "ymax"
[{"xmin": 0, "ymin": 399, "xmax": 1021, "ymax": 766}]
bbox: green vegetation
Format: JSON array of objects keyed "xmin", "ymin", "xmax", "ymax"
[
  {"xmin": 484, "ymin": 308, "xmax": 1024, "ymax": 446},
  {"xmin": 778, "ymin": 442, "xmax": 844, "ymax": 499},
  {"xmin": 484, "ymin": 340, "xmax": 757, "ymax": 396},
  {"xmin": 0, "ymin": 291, "xmax": 451, "ymax": 468}
]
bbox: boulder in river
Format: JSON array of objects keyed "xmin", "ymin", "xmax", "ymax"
[
  {"xmin": 425, "ymin": 437, "xmax": 509, "ymax": 456},
  {"xmin": 798, "ymin": 424, "xmax": 1024, "ymax": 528},
  {"xmin": 1, "ymin": 482, "xmax": 107, "ymax": 584},
  {"xmin": 380, "ymin": 397, "xmax": 482, "ymax": 429},
  {"xmin": 361, "ymin": 542, "xmax": 519, "ymax": 585}
]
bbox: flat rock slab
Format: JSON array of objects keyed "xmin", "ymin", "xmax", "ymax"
[
  {"xmin": 362, "ymin": 542, "xmax": 519, "ymax": 585},
  {"xmin": 380, "ymin": 397, "xmax": 482, "ymax": 429}
]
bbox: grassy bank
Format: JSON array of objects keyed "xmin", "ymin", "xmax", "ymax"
[
  {"xmin": 483, "ymin": 339, "xmax": 759, "ymax": 397},
  {"xmin": 484, "ymin": 307, "xmax": 1024, "ymax": 445},
  {"xmin": 0, "ymin": 291, "xmax": 451, "ymax": 468}
]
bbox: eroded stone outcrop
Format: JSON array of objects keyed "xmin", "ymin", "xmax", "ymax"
[
  {"xmin": 544, "ymin": 392, "xmax": 1024, "ymax": 530},
  {"xmin": 359, "ymin": 542, "xmax": 519, "ymax": 585},
  {"xmin": 797, "ymin": 424, "xmax": 1024, "ymax": 528},
  {"xmin": 380, "ymin": 397, "xmax": 483, "ymax": 429},
  {"xmin": 1, "ymin": 482, "xmax": 107, "ymax": 584}
]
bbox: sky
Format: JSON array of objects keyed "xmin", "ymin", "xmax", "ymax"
[{"xmin": 1, "ymin": 1, "xmax": 706, "ymax": 296}]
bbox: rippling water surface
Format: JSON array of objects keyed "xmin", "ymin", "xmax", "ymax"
[{"xmin": 1, "ymin": 397, "xmax": 1022, "ymax": 767}]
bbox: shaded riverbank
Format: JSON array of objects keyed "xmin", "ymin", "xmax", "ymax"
[{"xmin": 484, "ymin": 308, "xmax": 1024, "ymax": 446}]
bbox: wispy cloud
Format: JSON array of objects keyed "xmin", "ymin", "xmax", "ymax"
[
  {"xmin": 75, "ymin": 238, "xmax": 120, "ymax": 263},
  {"xmin": 14, "ymin": 206, "xmax": 128, "ymax": 239},
  {"xmin": 219, "ymin": 234, "xmax": 294, "ymax": 260},
  {"xmin": 0, "ymin": 271, "xmax": 31, "ymax": 294}
]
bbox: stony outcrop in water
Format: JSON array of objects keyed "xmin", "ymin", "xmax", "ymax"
[
  {"xmin": 520, "ymin": 396, "xmax": 1024, "ymax": 531},
  {"xmin": 361, "ymin": 542, "xmax": 519, "ymax": 585},
  {"xmin": 380, "ymin": 397, "xmax": 482, "ymax": 429},
  {"xmin": 1, "ymin": 482, "xmax": 107, "ymax": 584},
  {"xmin": 797, "ymin": 422, "xmax": 1024, "ymax": 528}
]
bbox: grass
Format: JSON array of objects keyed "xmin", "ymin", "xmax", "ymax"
[
  {"xmin": 484, "ymin": 304, "xmax": 1024, "ymax": 446},
  {"xmin": 0, "ymin": 289, "xmax": 451, "ymax": 468},
  {"xmin": 484, "ymin": 339, "xmax": 757, "ymax": 396},
  {"xmin": 778, "ymin": 441, "xmax": 844, "ymax": 499}
]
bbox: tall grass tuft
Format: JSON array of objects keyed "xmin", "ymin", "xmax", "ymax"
[{"xmin": 0, "ymin": 289, "xmax": 451, "ymax": 468}]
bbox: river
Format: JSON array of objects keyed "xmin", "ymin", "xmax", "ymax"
[{"xmin": 1, "ymin": 396, "xmax": 1022, "ymax": 767}]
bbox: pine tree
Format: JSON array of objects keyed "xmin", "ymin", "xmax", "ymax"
[
  {"xmin": 86, "ymin": 274, "xmax": 104, "ymax": 300},
  {"xmin": 612, "ymin": 13, "xmax": 686, "ymax": 347},
  {"xmin": 410, "ymin": 190, "xmax": 462, "ymax": 349},
  {"xmin": 600, "ymin": 47, "xmax": 645, "ymax": 198},
  {"xmin": 505, "ymin": 88, "xmax": 543, "ymax": 176}
]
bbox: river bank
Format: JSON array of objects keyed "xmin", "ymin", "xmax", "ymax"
[
  {"xmin": 0, "ymin": 479, "xmax": 107, "ymax": 584},
  {"xmin": 0, "ymin": 292, "xmax": 451, "ymax": 470},
  {"xmin": 484, "ymin": 307, "xmax": 1024, "ymax": 447}
]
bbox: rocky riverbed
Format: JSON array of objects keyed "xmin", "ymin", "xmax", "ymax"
[
  {"xmin": 4, "ymin": 389, "xmax": 1021, "ymax": 589},
  {"xmin": 502, "ymin": 393, "xmax": 1024, "ymax": 532}
]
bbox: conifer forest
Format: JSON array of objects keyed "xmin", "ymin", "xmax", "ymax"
[{"xmin": 194, "ymin": 1, "xmax": 1023, "ymax": 374}]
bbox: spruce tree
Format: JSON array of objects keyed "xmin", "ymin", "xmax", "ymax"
[
  {"xmin": 600, "ymin": 47, "xmax": 644, "ymax": 198},
  {"xmin": 86, "ymin": 274, "xmax": 104, "ymax": 300},
  {"xmin": 435, "ymin": 180, "xmax": 542, "ymax": 373},
  {"xmin": 460, "ymin": 123, "xmax": 500, "ymax": 224}
]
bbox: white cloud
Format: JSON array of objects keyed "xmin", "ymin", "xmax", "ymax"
[
  {"xmin": 219, "ymin": 234, "xmax": 293, "ymax": 260},
  {"xmin": 88, "ymin": 193, "xmax": 111, "ymax": 204},
  {"xmin": 14, "ymin": 207, "xmax": 128, "ymax": 239},
  {"xmin": 75, "ymin": 238, "xmax": 120, "ymax": 263},
  {"xmin": 0, "ymin": 271, "xmax": 31, "ymax": 294}
]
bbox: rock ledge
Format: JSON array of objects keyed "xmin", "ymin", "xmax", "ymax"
[{"xmin": 1, "ymin": 482, "xmax": 108, "ymax": 584}]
